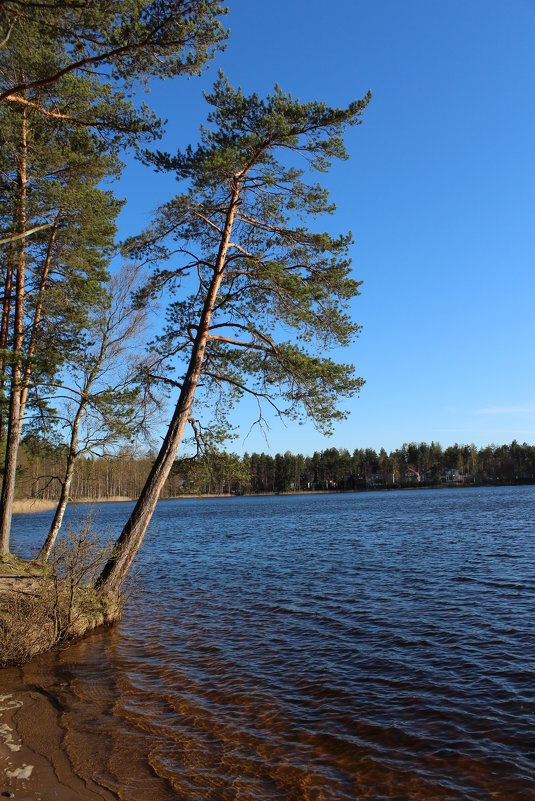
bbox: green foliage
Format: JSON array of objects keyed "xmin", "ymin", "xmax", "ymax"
[
  {"xmin": 0, "ymin": 23, "xmax": 125, "ymax": 426},
  {"xmin": 0, "ymin": 0, "xmax": 229, "ymax": 393},
  {"xmin": 134, "ymin": 74, "xmax": 371, "ymax": 436},
  {"xmin": 173, "ymin": 450, "xmax": 250, "ymax": 494},
  {"xmin": 0, "ymin": 2, "xmax": 228, "ymax": 109},
  {"xmin": 0, "ymin": 0, "xmax": 229, "ymax": 392}
]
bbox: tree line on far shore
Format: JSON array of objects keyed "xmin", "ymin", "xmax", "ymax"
[{"xmin": 13, "ymin": 439, "xmax": 535, "ymax": 500}]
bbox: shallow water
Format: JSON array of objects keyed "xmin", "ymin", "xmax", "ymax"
[{"xmin": 7, "ymin": 486, "xmax": 535, "ymax": 799}]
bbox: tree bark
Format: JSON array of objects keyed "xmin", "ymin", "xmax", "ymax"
[
  {"xmin": 96, "ymin": 178, "xmax": 241, "ymax": 593},
  {"xmin": 0, "ymin": 240, "xmax": 15, "ymax": 442},
  {"xmin": 19, "ymin": 215, "xmax": 60, "ymax": 421},
  {"xmin": 0, "ymin": 106, "xmax": 27, "ymax": 555}
]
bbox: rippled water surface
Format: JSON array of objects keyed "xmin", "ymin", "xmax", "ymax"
[{"xmin": 10, "ymin": 487, "xmax": 535, "ymax": 799}]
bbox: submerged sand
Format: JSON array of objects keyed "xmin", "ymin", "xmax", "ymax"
[{"xmin": 0, "ymin": 670, "xmax": 117, "ymax": 800}]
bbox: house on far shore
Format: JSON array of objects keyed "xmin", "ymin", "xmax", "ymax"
[
  {"xmin": 443, "ymin": 468, "xmax": 475, "ymax": 483},
  {"xmin": 403, "ymin": 467, "xmax": 424, "ymax": 484},
  {"xmin": 366, "ymin": 471, "xmax": 396, "ymax": 488}
]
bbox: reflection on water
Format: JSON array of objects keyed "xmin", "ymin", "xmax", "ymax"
[{"xmin": 9, "ymin": 487, "xmax": 535, "ymax": 800}]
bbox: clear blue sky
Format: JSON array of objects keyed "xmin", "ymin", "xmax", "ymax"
[{"xmin": 117, "ymin": 0, "xmax": 535, "ymax": 455}]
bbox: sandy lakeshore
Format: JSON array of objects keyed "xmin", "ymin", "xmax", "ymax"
[
  {"xmin": 12, "ymin": 497, "xmax": 135, "ymax": 515},
  {"xmin": 12, "ymin": 499, "xmax": 58, "ymax": 515},
  {"xmin": 0, "ymin": 668, "xmax": 117, "ymax": 800}
]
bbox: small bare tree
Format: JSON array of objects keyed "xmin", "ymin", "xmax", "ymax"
[
  {"xmin": 49, "ymin": 514, "xmax": 118, "ymax": 634},
  {"xmin": 37, "ymin": 264, "xmax": 156, "ymax": 562}
]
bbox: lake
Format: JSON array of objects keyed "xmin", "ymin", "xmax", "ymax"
[{"xmin": 5, "ymin": 486, "xmax": 535, "ymax": 799}]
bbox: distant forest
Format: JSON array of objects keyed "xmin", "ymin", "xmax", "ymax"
[{"xmin": 13, "ymin": 439, "xmax": 535, "ymax": 500}]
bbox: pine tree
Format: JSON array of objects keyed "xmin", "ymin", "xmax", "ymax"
[
  {"xmin": 0, "ymin": 87, "xmax": 121, "ymax": 554},
  {"xmin": 97, "ymin": 74, "xmax": 371, "ymax": 592},
  {"xmin": 0, "ymin": 2, "xmax": 227, "ymax": 103},
  {"xmin": 0, "ymin": 2, "xmax": 226, "ymax": 554}
]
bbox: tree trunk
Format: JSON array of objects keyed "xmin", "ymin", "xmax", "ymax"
[
  {"xmin": 96, "ymin": 179, "xmax": 241, "ymax": 593},
  {"xmin": 19, "ymin": 216, "xmax": 60, "ymax": 421},
  {"xmin": 0, "ymin": 106, "xmax": 27, "ymax": 556},
  {"xmin": 0, "ymin": 241, "xmax": 15, "ymax": 442},
  {"xmin": 0, "ymin": 388, "xmax": 22, "ymax": 554},
  {"xmin": 38, "ymin": 402, "xmax": 84, "ymax": 562},
  {"xmin": 38, "ymin": 453, "xmax": 76, "ymax": 562}
]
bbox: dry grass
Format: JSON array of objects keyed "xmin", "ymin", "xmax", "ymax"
[
  {"xmin": 12, "ymin": 498, "xmax": 58, "ymax": 514},
  {"xmin": 0, "ymin": 553, "xmax": 45, "ymax": 576},
  {"xmin": 12, "ymin": 496, "xmax": 135, "ymax": 515},
  {"xmin": 0, "ymin": 581, "xmax": 55, "ymax": 665}
]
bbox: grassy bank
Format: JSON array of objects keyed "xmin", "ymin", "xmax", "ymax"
[{"xmin": 0, "ymin": 553, "xmax": 120, "ymax": 668}]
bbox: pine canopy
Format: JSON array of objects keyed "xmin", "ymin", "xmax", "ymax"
[{"xmin": 134, "ymin": 74, "xmax": 372, "ymax": 436}]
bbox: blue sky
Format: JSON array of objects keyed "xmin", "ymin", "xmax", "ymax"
[{"xmin": 117, "ymin": 0, "xmax": 535, "ymax": 455}]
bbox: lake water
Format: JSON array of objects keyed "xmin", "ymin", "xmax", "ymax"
[{"xmin": 7, "ymin": 486, "xmax": 535, "ymax": 800}]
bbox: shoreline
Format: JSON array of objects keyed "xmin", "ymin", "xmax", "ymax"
[
  {"xmin": 12, "ymin": 481, "xmax": 535, "ymax": 515},
  {"xmin": 12, "ymin": 496, "xmax": 135, "ymax": 514}
]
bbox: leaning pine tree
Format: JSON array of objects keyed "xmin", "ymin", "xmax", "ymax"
[{"xmin": 97, "ymin": 74, "xmax": 371, "ymax": 593}]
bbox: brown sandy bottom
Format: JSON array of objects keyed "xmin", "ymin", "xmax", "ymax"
[{"xmin": 0, "ymin": 661, "xmax": 116, "ymax": 800}]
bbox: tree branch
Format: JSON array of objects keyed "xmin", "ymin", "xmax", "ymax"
[{"xmin": 0, "ymin": 221, "xmax": 53, "ymax": 245}]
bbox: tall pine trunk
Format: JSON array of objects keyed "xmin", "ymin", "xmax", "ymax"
[
  {"xmin": 19, "ymin": 215, "xmax": 60, "ymax": 421},
  {"xmin": 0, "ymin": 241, "xmax": 15, "ymax": 442},
  {"xmin": 0, "ymin": 107, "xmax": 27, "ymax": 556},
  {"xmin": 96, "ymin": 179, "xmax": 241, "ymax": 593}
]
